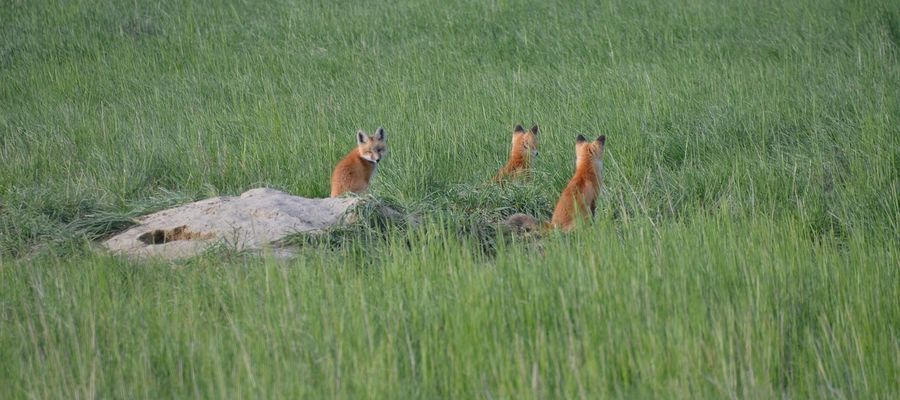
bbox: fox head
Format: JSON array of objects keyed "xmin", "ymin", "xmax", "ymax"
[
  {"xmin": 356, "ymin": 127, "xmax": 387, "ymax": 164},
  {"xmin": 511, "ymin": 124, "xmax": 539, "ymax": 159},
  {"xmin": 575, "ymin": 134, "xmax": 606, "ymax": 170}
]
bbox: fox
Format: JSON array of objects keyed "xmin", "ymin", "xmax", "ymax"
[
  {"xmin": 507, "ymin": 134, "xmax": 606, "ymax": 232},
  {"xmin": 493, "ymin": 124, "xmax": 539, "ymax": 182},
  {"xmin": 330, "ymin": 127, "xmax": 387, "ymax": 198}
]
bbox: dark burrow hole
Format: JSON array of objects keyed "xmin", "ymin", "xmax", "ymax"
[{"xmin": 137, "ymin": 225, "xmax": 212, "ymax": 245}]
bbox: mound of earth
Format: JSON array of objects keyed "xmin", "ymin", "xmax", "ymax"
[{"xmin": 103, "ymin": 188, "xmax": 364, "ymax": 260}]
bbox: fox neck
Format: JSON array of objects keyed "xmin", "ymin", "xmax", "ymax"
[
  {"xmin": 508, "ymin": 149, "xmax": 531, "ymax": 167},
  {"xmin": 355, "ymin": 151, "xmax": 378, "ymax": 174},
  {"xmin": 576, "ymin": 156, "xmax": 602, "ymax": 183}
]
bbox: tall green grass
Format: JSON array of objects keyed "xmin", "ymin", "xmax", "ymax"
[
  {"xmin": 1, "ymin": 0, "xmax": 898, "ymax": 397},
  {"xmin": 2, "ymin": 217, "xmax": 897, "ymax": 398}
]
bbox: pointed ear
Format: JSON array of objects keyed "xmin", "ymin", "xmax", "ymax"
[
  {"xmin": 514, "ymin": 124, "xmax": 525, "ymax": 133},
  {"xmin": 356, "ymin": 130, "xmax": 368, "ymax": 145},
  {"xmin": 597, "ymin": 135, "xmax": 606, "ymax": 145},
  {"xmin": 530, "ymin": 125, "xmax": 539, "ymax": 135},
  {"xmin": 576, "ymin": 134, "xmax": 587, "ymax": 144},
  {"xmin": 375, "ymin": 127, "xmax": 386, "ymax": 141}
]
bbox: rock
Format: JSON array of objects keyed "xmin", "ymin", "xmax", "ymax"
[{"xmin": 103, "ymin": 188, "xmax": 361, "ymax": 260}]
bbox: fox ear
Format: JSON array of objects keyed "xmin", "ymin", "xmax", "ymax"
[
  {"xmin": 356, "ymin": 130, "xmax": 368, "ymax": 145},
  {"xmin": 576, "ymin": 134, "xmax": 587, "ymax": 144},
  {"xmin": 514, "ymin": 124, "xmax": 525, "ymax": 133},
  {"xmin": 375, "ymin": 127, "xmax": 386, "ymax": 141},
  {"xmin": 597, "ymin": 135, "xmax": 606, "ymax": 145},
  {"xmin": 530, "ymin": 125, "xmax": 539, "ymax": 135}
]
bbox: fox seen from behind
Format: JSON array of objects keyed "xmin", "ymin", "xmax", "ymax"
[
  {"xmin": 330, "ymin": 127, "xmax": 387, "ymax": 197},
  {"xmin": 507, "ymin": 134, "xmax": 606, "ymax": 232},
  {"xmin": 493, "ymin": 124, "xmax": 539, "ymax": 182},
  {"xmin": 550, "ymin": 134, "xmax": 606, "ymax": 230}
]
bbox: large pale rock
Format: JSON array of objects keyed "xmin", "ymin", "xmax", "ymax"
[{"xmin": 103, "ymin": 188, "xmax": 360, "ymax": 260}]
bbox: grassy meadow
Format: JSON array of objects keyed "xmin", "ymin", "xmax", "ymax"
[{"xmin": 1, "ymin": 0, "xmax": 898, "ymax": 398}]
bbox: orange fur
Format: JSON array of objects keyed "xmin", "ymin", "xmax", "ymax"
[
  {"xmin": 505, "ymin": 134, "xmax": 606, "ymax": 233},
  {"xmin": 550, "ymin": 134, "xmax": 606, "ymax": 231},
  {"xmin": 493, "ymin": 124, "xmax": 539, "ymax": 182},
  {"xmin": 330, "ymin": 127, "xmax": 387, "ymax": 197}
]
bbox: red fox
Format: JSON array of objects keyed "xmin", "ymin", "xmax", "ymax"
[
  {"xmin": 507, "ymin": 134, "xmax": 606, "ymax": 232},
  {"xmin": 493, "ymin": 124, "xmax": 539, "ymax": 182},
  {"xmin": 330, "ymin": 127, "xmax": 387, "ymax": 197}
]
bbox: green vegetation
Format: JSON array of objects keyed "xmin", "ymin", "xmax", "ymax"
[{"xmin": 1, "ymin": 0, "xmax": 897, "ymax": 397}]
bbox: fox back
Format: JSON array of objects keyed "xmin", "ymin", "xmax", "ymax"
[
  {"xmin": 494, "ymin": 124, "xmax": 539, "ymax": 182},
  {"xmin": 550, "ymin": 134, "xmax": 606, "ymax": 231}
]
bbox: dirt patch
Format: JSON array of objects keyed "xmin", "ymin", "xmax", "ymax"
[{"xmin": 103, "ymin": 188, "xmax": 362, "ymax": 260}]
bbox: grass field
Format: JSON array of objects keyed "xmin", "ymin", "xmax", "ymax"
[{"xmin": 1, "ymin": 0, "xmax": 899, "ymax": 398}]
